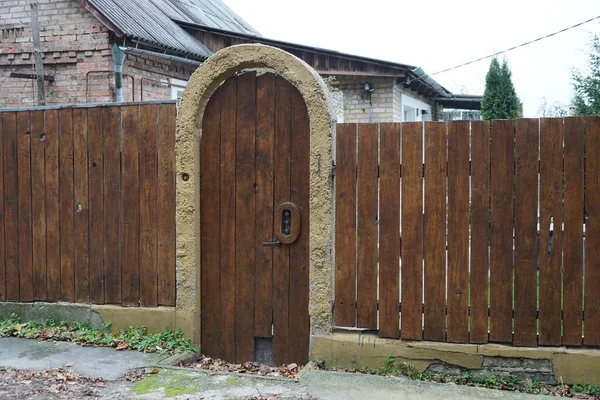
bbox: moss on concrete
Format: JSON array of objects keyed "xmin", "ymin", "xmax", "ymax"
[{"xmin": 132, "ymin": 370, "xmax": 204, "ymax": 398}]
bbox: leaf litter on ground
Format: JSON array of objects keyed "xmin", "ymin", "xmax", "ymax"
[{"xmin": 185, "ymin": 355, "xmax": 302, "ymax": 380}]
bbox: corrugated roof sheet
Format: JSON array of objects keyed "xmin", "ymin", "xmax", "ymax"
[{"xmin": 86, "ymin": 0, "xmax": 259, "ymax": 58}]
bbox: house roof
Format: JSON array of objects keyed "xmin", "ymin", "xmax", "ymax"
[{"xmin": 82, "ymin": 0, "xmax": 258, "ymax": 58}]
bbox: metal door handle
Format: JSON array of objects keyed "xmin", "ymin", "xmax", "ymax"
[{"xmin": 262, "ymin": 239, "xmax": 281, "ymax": 246}]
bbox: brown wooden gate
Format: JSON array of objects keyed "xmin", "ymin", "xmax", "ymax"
[{"xmin": 200, "ymin": 71, "xmax": 310, "ymax": 365}]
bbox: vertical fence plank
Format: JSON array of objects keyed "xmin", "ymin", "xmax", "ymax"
[
  {"xmin": 139, "ymin": 104, "xmax": 158, "ymax": 307},
  {"xmin": 273, "ymin": 77, "xmax": 292, "ymax": 364},
  {"xmin": 59, "ymin": 109, "xmax": 74, "ymax": 302},
  {"xmin": 31, "ymin": 110, "xmax": 46, "ymax": 301},
  {"xmin": 45, "ymin": 110, "xmax": 60, "ymax": 302},
  {"xmin": 219, "ymin": 78, "xmax": 237, "ymax": 362},
  {"xmin": 235, "ymin": 72, "xmax": 256, "ymax": 362},
  {"xmin": 423, "ymin": 122, "xmax": 446, "ymax": 341},
  {"xmin": 2, "ymin": 112, "xmax": 18, "ymax": 302},
  {"xmin": 401, "ymin": 122, "xmax": 424, "ymax": 340},
  {"xmin": 0, "ymin": 115, "xmax": 6, "ymax": 301},
  {"xmin": 288, "ymin": 88, "xmax": 310, "ymax": 364},
  {"xmin": 73, "ymin": 108, "xmax": 89, "ymax": 303},
  {"xmin": 201, "ymin": 89, "xmax": 222, "ymax": 358},
  {"xmin": 379, "ymin": 123, "xmax": 401, "ymax": 339},
  {"xmin": 447, "ymin": 121, "xmax": 470, "ymax": 343},
  {"xmin": 563, "ymin": 117, "xmax": 584, "ymax": 346},
  {"xmin": 158, "ymin": 104, "xmax": 176, "ymax": 306},
  {"xmin": 470, "ymin": 121, "xmax": 490, "ymax": 343},
  {"xmin": 17, "ymin": 111, "xmax": 33, "ymax": 302},
  {"xmin": 490, "ymin": 120, "xmax": 514, "ymax": 343},
  {"xmin": 334, "ymin": 123, "xmax": 357, "ymax": 327},
  {"xmin": 254, "ymin": 74, "xmax": 275, "ymax": 338},
  {"xmin": 539, "ymin": 118, "xmax": 563, "ymax": 346},
  {"xmin": 103, "ymin": 106, "xmax": 121, "ymax": 304},
  {"xmin": 121, "ymin": 105, "xmax": 140, "ymax": 306},
  {"xmin": 513, "ymin": 119, "xmax": 539, "ymax": 347},
  {"xmin": 356, "ymin": 123, "xmax": 378, "ymax": 329},
  {"xmin": 88, "ymin": 108, "xmax": 104, "ymax": 304},
  {"xmin": 585, "ymin": 116, "xmax": 600, "ymax": 345}
]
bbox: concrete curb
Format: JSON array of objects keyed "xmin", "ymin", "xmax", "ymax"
[
  {"xmin": 156, "ymin": 351, "xmax": 198, "ymax": 366},
  {"xmin": 297, "ymin": 361, "xmax": 317, "ymax": 380}
]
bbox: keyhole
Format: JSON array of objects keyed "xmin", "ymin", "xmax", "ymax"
[{"xmin": 282, "ymin": 210, "xmax": 291, "ymax": 236}]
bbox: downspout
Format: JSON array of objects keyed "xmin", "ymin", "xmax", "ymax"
[{"xmin": 111, "ymin": 44, "xmax": 127, "ymax": 102}]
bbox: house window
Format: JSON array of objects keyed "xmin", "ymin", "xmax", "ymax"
[{"xmin": 171, "ymin": 79, "xmax": 187, "ymax": 103}]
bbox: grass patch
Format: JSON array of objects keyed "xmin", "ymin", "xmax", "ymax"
[{"xmin": 0, "ymin": 313, "xmax": 197, "ymax": 355}]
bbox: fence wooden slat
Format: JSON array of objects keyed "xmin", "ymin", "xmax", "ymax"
[
  {"xmin": 0, "ymin": 114, "xmax": 4, "ymax": 301},
  {"xmin": 201, "ymin": 88, "xmax": 222, "ymax": 358},
  {"xmin": 121, "ymin": 105, "xmax": 140, "ymax": 306},
  {"xmin": 423, "ymin": 122, "xmax": 446, "ymax": 342},
  {"xmin": 379, "ymin": 123, "xmax": 401, "ymax": 339},
  {"xmin": 401, "ymin": 122, "xmax": 423, "ymax": 340},
  {"xmin": 563, "ymin": 117, "xmax": 584, "ymax": 346},
  {"xmin": 45, "ymin": 110, "xmax": 60, "ymax": 302},
  {"xmin": 3, "ymin": 112, "xmax": 18, "ymax": 301},
  {"xmin": 139, "ymin": 104, "xmax": 159, "ymax": 307},
  {"xmin": 356, "ymin": 123, "xmax": 378, "ymax": 329},
  {"xmin": 235, "ymin": 72, "xmax": 256, "ymax": 362},
  {"xmin": 490, "ymin": 120, "xmax": 514, "ymax": 343},
  {"xmin": 73, "ymin": 108, "xmax": 89, "ymax": 303},
  {"xmin": 447, "ymin": 121, "xmax": 469, "ymax": 343},
  {"xmin": 539, "ymin": 118, "xmax": 563, "ymax": 346},
  {"xmin": 59, "ymin": 109, "xmax": 74, "ymax": 302},
  {"xmin": 273, "ymin": 77, "xmax": 292, "ymax": 364},
  {"xmin": 219, "ymin": 78, "xmax": 237, "ymax": 361},
  {"xmin": 334, "ymin": 123, "xmax": 357, "ymax": 327},
  {"xmin": 17, "ymin": 111, "xmax": 33, "ymax": 302},
  {"xmin": 31, "ymin": 111, "xmax": 47, "ymax": 301},
  {"xmin": 470, "ymin": 121, "xmax": 490, "ymax": 344},
  {"xmin": 103, "ymin": 106, "xmax": 121, "ymax": 304},
  {"xmin": 88, "ymin": 108, "xmax": 104, "ymax": 304},
  {"xmin": 584, "ymin": 116, "xmax": 600, "ymax": 345},
  {"xmin": 157, "ymin": 104, "xmax": 176, "ymax": 306},
  {"xmin": 288, "ymin": 88, "xmax": 310, "ymax": 364},
  {"xmin": 254, "ymin": 74, "xmax": 275, "ymax": 338},
  {"xmin": 513, "ymin": 119, "xmax": 539, "ymax": 347}
]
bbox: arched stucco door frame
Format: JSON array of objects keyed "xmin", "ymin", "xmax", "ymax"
[{"xmin": 175, "ymin": 44, "xmax": 335, "ymax": 348}]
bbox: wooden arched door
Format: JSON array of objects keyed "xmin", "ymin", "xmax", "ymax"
[{"xmin": 200, "ymin": 71, "xmax": 310, "ymax": 365}]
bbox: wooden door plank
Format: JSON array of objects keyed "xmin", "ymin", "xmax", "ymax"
[
  {"xmin": 254, "ymin": 73, "xmax": 275, "ymax": 338},
  {"xmin": 2, "ymin": 113, "xmax": 18, "ymax": 302},
  {"xmin": 356, "ymin": 123, "xmax": 378, "ymax": 329},
  {"xmin": 379, "ymin": 123, "xmax": 401, "ymax": 339},
  {"xmin": 103, "ymin": 106, "xmax": 121, "ymax": 304},
  {"xmin": 219, "ymin": 78, "xmax": 237, "ymax": 361},
  {"xmin": 58, "ymin": 109, "xmax": 74, "ymax": 302},
  {"xmin": 88, "ymin": 107, "xmax": 104, "ymax": 304},
  {"xmin": 0, "ymin": 114, "xmax": 4, "ymax": 301},
  {"xmin": 121, "ymin": 105, "xmax": 140, "ymax": 306},
  {"xmin": 401, "ymin": 122, "xmax": 424, "ymax": 340},
  {"xmin": 423, "ymin": 122, "xmax": 446, "ymax": 341},
  {"xmin": 584, "ymin": 116, "xmax": 600, "ymax": 345},
  {"xmin": 139, "ymin": 104, "xmax": 158, "ymax": 307},
  {"xmin": 235, "ymin": 72, "xmax": 256, "ymax": 362},
  {"xmin": 539, "ymin": 118, "xmax": 563, "ymax": 346},
  {"xmin": 273, "ymin": 77, "xmax": 292, "ymax": 365},
  {"xmin": 31, "ymin": 111, "xmax": 47, "ymax": 301},
  {"xmin": 334, "ymin": 123, "xmax": 357, "ymax": 327},
  {"xmin": 45, "ymin": 110, "xmax": 60, "ymax": 302},
  {"xmin": 563, "ymin": 117, "xmax": 584, "ymax": 346},
  {"xmin": 447, "ymin": 121, "xmax": 470, "ymax": 343},
  {"xmin": 288, "ymin": 87, "xmax": 310, "ymax": 364},
  {"xmin": 73, "ymin": 108, "xmax": 89, "ymax": 303},
  {"xmin": 469, "ymin": 120, "xmax": 490, "ymax": 344},
  {"xmin": 201, "ymin": 87, "xmax": 222, "ymax": 358},
  {"xmin": 17, "ymin": 111, "xmax": 33, "ymax": 302},
  {"xmin": 158, "ymin": 104, "xmax": 176, "ymax": 306},
  {"xmin": 513, "ymin": 119, "xmax": 539, "ymax": 347},
  {"xmin": 489, "ymin": 120, "xmax": 514, "ymax": 343}
]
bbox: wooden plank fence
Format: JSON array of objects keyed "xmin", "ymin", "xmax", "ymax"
[
  {"xmin": 0, "ymin": 103, "xmax": 176, "ymax": 306},
  {"xmin": 334, "ymin": 118, "xmax": 600, "ymax": 347}
]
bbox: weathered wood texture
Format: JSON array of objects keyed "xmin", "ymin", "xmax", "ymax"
[
  {"xmin": 334, "ymin": 119, "xmax": 592, "ymax": 347},
  {"xmin": 0, "ymin": 104, "xmax": 176, "ymax": 306}
]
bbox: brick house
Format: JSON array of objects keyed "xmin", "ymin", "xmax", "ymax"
[{"xmin": 0, "ymin": 0, "xmax": 480, "ymax": 120}]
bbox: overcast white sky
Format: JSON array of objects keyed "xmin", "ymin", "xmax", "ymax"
[{"xmin": 223, "ymin": 0, "xmax": 599, "ymax": 117}]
